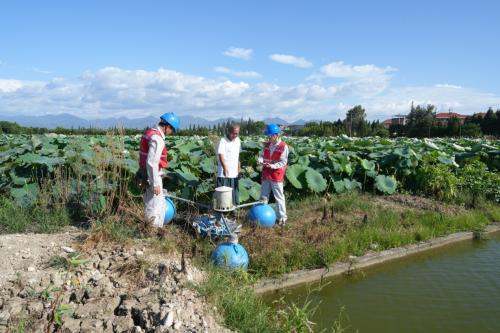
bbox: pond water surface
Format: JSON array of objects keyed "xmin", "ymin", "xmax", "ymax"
[{"xmin": 265, "ymin": 232, "xmax": 500, "ymax": 332}]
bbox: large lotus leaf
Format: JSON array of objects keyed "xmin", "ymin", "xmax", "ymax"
[
  {"xmin": 366, "ymin": 169, "xmax": 378, "ymax": 178},
  {"xmin": 297, "ymin": 147, "xmax": 316, "ymax": 155},
  {"xmin": 342, "ymin": 163, "xmax": 353, "ymax": 176},
  {"xmin": 39, "ymin": 144, "xmax": 60, "ymax": 156},
  {"xmin": 333, "ymin": 178, "xmax": 361, "ymax": 193},
  {"xmin": 331, "ymin": 161, "xmax": 343, "ymax": 174},
  {"xmin": 189, "ymin": 155, "xmax": 202, "ymax": 165},
  {"xmin": 176, "ymin": 142, "xmax": 201, "ymax": 154},
  {"xmin": 9, "ymin": 169, "xmax": 30, "ymax": 186},
  {"xmin": 297, "ymin": 156, "xmax": 310, "ymax": 167},
  {"xmin": 243, "ymin": 166, "xmax": 259, "ymax": 178},
  {"xmin": 344, "ymin": 179, "xmax": 362, "ymax": 191},
  {"xmin": 31, "ymin": 135, "xmax": 43, "ymax": 149},
  {"xmin": 0, "ymin": 147, "xmax": 30, "ymax": 164},
  {"xmin": 181, "ymin": 186, "xmax": 194, "ymax": 199},
  {"xmin": 249, "ymin": 185, "xmax": 261, "ymax": 200},
  {"xmin": 196, "ymin": 180, "xmax": 213, "ymax": 194},
  {"xmin": 64, "ymin": 149, "xmax": 78, "ymax": 159},
  {"xmin": 239, "ymin": 183, "xmax": 250, "ymax": 202},
  {"xmin": 375, "ymin": 175, "xmax": 397, "ymax": 194},
  {"xmin": 238, "ymin": 178, "xmax": 261, "ymax": 200},
  {"xmin": 80, "ymin": 149, "xmax": 94, "ymax": 162},
  {"xmin": 122, "ymin": 159, "xmax": 139, "ymax": 173},
  {"xmin": 451, "ymin": 144, "xmax": 465, "ymax": 152},
  {"xmin": 175, "ymin": 169, "xmax": 199, "ymax": 184},
  {"xmin": 424, "ymin": 140, "xmax": 440, "ymax": 150},
  {"xmin": 437, "ymin": 156, "xmax": 459, "ymax": 168},
  {"xmin": 239, "ymin": 177, "xmax": 255, "ymax": 188},
  {"xmin": 16, "ymin": 154, "xmax": 64, "ymax": 172},
  {"xmin": 305, "ymin": 167, "xmax": 327, "ymax": 193},
  {"xmin": 11, "ymin": 183, "xmax": 39, "ymax": 207},
  {"xmin": 200, "ymin": 156, "xmax": 216, "ymax": 174},
  {"xmin": 333, "ymin": 180, "xmax": 346, "ymax": 193},
  {"xmin": 394, "ymin": 147, "xmax": 417, "ymax": 158},
  {"xmin": 482, "ymin": 143, "xmax": 497, "ymax": 150},
  {"xmin": 241, "ymin": 141, "xmax": 261, "ymax": 151},
  {"xmin": 360, "ymin": 159, "xmax": 376, "ymax": 171},
  {"xmin": 368, "ymin": 151, "xmax": 388, "ymax": 159},
  {"xmin": 398, "ymin": 159, "xmax": 415, "ymax": 169},
  {"xmin": 286, "ymin": 164, "xmax": 307, "ymax": 189}
]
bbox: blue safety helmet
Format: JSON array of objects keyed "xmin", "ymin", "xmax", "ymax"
[
  {"xmin": 264, "ymin": 123, "xmax": 281, "ymax": 136},
  {"xmin": 159, "ymin": 112, "xmax": 180, "ymax": 132}
]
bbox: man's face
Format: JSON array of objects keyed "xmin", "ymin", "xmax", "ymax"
[
  {"xmin": 268, "ymin": 134, "xmax": 278, "ymax": 143},
  {"xmin": 228, "ymin": 127, "xmax": 240, "ymax": 141},
  {"xmin": 164, "ymin": 125, "xmax": 174, "ymax": 136}
]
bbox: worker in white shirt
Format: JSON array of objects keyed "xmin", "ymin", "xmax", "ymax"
[
  {"xmin": 258, "ymin": 123, "xmax": 289, "ymax": 225},
  {"xmin": 216, "ymin": 123, "xmax": 241, "ymax": 206},
  {"xmin": 138, "ymin": 112, "xmax": 180, "ymax": 227}
]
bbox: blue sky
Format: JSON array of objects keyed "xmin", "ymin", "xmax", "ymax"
[{"xmin": 1, "ymin": 0, "xmax": 499, "ymax": 121}]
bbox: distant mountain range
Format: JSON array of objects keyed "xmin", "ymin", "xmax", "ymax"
[{"xmin": 0, "ymin": 113, "xmax": 307, "ymax": 129}]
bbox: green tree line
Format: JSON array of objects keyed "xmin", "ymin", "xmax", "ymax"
[
  {"xmin": 295, "ymin": 105, "xmax": 389, "ymax": 137},
  {"xmin": 390, "ymin": 105, "xmax": 500, "ymax": 138}
]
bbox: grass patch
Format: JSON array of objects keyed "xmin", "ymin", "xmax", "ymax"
[
  {"xmin": 83, "ymin": 218, "xmax": 140, "ymax": 246},
  {"xmin": 239, "ymin": 192, "xmax": 499, "ymax": 278},
  {"xmin": 196, "ymin": 266, "xmax": 345, "ymax": 333},
  {"xmin": 0, "ymin": 196, "xmax": 71, "ymax": 234},
  {"xmin": 49, "ymin": 252, "xmax": 89, "ymax": 271}
]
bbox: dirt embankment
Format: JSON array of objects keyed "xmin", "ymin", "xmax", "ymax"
[{"xmin": 0, "ymin": 229, "xmax": 232, "ymax": 333}]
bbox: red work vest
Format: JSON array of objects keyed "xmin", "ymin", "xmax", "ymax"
[
  {"xmin": 139, "ymin": 128, "xmax": 168, "ymax": 170},
  {"xmin": 262, "ymin": 141, "xmax": 287, "ymax": 182}
]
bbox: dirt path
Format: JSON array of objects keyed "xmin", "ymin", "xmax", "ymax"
[
  {"xmin": 0, "ymin": 230, "xmax": 232, "ymax": 333},
  {"xmin": 0, "ymin": 229, "xmax": 80, "ymax": 288}
]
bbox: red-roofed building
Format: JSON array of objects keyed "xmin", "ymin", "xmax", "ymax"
[
  {"xmin": 435, "ymin": 112, "xmax": 468, "ymax": 125},
  {"xmin": 382, "ymin": 115, "xmax": 407, "ymax": 128}
]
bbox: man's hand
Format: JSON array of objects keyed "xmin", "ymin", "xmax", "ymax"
[
  {"xmin": 223, "ymin": 167, "xmax": 229, "ymax": 178},
  {"xmin": 153, "ymin": 185, "xmax": 161, "ymax": 195}
]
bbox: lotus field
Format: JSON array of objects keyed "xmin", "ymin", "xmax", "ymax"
[{"xmin": 0, "ymin": 134, "xmax": 499, "ymax": 208}]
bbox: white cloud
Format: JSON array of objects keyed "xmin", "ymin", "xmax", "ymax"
[
  {"xmin": 269, "ymin": 54, "xmax": 313, "ymax": 68},
  {"xmin": 434, "ymin": 83, "xmax": 462, "ymax": 89},
  {"xmin": 363, "ymin": 85, "xmax": 500, "ymax": 120},
  {"xmin": 32, "ymin": 67, "xmax": 52, "ymax": 74},
  {"xmin": 307, "ymin": 61, "xmax": 397, "ymax": 99},
  {"xmin": 214, "ymin": 66, "xmax": 262, "ymax": 78},
  {"xmin": 0, "ymin": 66, "xmax": 498, "ymax": 122},
  {"xmin": 0, "ymin": 79, "xmax": 26, "ymax": 93},
  {"xmin": 223, "ymin": 47, "xmax": 253, "ymax": 60},
  {"xmin": 318, "ymin": 61, "xmax": 396, "ymax": 79}
]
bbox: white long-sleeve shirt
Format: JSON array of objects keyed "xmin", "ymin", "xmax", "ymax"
[
  {"xmin": 146, "ymin": 126, "xmax": 166, "ymax": 188},
  {"xmin": 258, "ymin": 138, "xmax": 289, "ymax": 169}
]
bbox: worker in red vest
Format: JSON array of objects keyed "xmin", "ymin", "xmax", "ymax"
[
  {"xmin": 258, "ymin": 123, "xmax": 289, "ymax": 225},
  {"xmin": 139, "ymin": 112, "xmax": 180, "ymax": 227}
]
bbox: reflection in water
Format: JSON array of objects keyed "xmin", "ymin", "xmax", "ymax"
[{"xmin": 265, "ymin": 233, "xmax": 500, "ymax": 333}]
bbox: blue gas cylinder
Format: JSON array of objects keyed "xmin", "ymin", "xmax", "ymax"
[
  {"xmin": 211, "ymin": 242, "xmax": 249, "ymax": 270},
  {"xmin": 248, "ymin": 204, "xmax": 276, "ymax": 228},
  {"xmin": 164, "ymin": 197, "xmax": 176, "ymax": 224}
]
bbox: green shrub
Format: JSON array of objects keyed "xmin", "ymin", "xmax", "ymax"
[
  {"xmin": 457, "ymin": 160, "xmax": 500, "ymax": 205},
  {"xmin": 416, "ymin": 161, "xmax": 459, "ymax": 201}
]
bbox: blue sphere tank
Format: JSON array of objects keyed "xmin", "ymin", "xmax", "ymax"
[
  {"xmin": 248, "ymin": 204, "xmax": 276, "ymax": 228},
  {"xmin": 211, "ymin": 242, "xmax": 249, "ymax": 270},
  {"xmin": 164, "ymin": 197, "xmax": 176, "ymax": 224}
]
